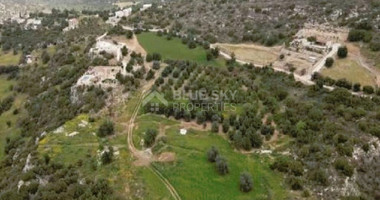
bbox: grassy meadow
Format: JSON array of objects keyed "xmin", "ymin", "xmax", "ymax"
[
  {"xmin": 0, "ymin": 50, "xmax": 21, "ymax": 66},
  {"xmin": 136, "ymin": 114, "xmax": 288, "ymax": 200},
  {"xmin": 137, "ymin": 32, "xmax": 225, "ymax": 67}
]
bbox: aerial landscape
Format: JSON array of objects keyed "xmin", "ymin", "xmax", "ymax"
[{"xmin": 0, "ymin": 0, "xmax": 379, "ymax": 199}]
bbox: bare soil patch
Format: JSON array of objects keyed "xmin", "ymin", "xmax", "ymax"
[
  {"xmin": 180, "ymin": 120, "xmax": 211, "ymax": 131},
  {"xmin": 156, "ymin": 152, "xmax": 176, "ymax": 162},
  {"xmin": 215, "ymin": 43, "xmax": 281, "ymax": 66},
  {"xmin": 112, "ymin": 35, "xmax": 147, "ymax": 56}
]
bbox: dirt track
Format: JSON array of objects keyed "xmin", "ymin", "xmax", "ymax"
[{"xmin": 121, "ymin": 55, "xmax": 182, "ymax": 199}]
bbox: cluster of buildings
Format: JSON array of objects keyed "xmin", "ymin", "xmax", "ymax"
[
  {"xmin": 106, "ymin": 3, "xmax": 153, "ymax": 26},
  {"xmin": 106, "ymin": 7, "xmax": 133, "ymax": 26}
]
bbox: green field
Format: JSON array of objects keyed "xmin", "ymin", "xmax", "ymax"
[
  {"xmin": 137, "ymin": 32, "xmax": 225, "ymax": 67},
  {"xmin": 138, "ymin": 167, "xmax": 175, "ymax": 200},
  {"xmin": 0, "ymin": 50, "xmax": 21, "ymax": 66},
  {"xmin": 136, "ymin": 114, "xmax": 288, "ymax": 200}
]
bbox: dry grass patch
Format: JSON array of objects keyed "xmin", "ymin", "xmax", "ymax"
[
  {"xmin": 113, "ymin": 1, "xmax": 134, "ymax": 8},
  {"xmin": 215, "ymin": 43, "xmax": 281, "ymax": 65},
  {"xmin": 0, "ymin": 50, "xmax": 20, "ymax": 66},
  {"xmin": 321, "ymin": 58, "xmax": 376, "ymax": 87}
]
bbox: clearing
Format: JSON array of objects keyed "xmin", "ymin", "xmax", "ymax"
[
  {"xmin": 0, "ymin": 50, "xmax": 21, "ymax": 65},
  {"xmin": 214, "ymin": 43, "xmax": 281, "ymax": 66},
  {"xmin": 321, "ymin": 58, "xmax": 376, "ymax": 87},
  {"xmin": 137, "ymin": 32, "xmax": 225, "ymax": 67}
]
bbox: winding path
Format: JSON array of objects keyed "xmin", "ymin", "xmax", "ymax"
[{"xmin": 125, "ymin": 76, "xmax": 182, "ymax": 200}]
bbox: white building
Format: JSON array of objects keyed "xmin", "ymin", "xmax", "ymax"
[
  {"xmin": 25, "ymin": 19, "xmax": 41, "ymax": 30},
  {"xmin": 107, "ymin": 8, "xmax": 132, "ymax": 26},
  {"xmin": 115, "ymin": 8, "xmax": 132, "ymax": 18},
  {"xmin": 140, "ymin": 4, "xmax": 152, "ymax": 11}
]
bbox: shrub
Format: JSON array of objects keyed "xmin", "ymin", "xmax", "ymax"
[
  {"xmin": 239, "ymin": 172, "xmax": 253, "ymax": 192},
  {"xmin": 101, "ymin": 147, "xmax": 114, "ymax": 165},
  {"xmin": 215, "ymin": 156, "xmax": 229, "ymax": 175},
  {"xmin": 41, "ymin": 51, "xmax": 50, "ymax": 64},
  {"xmin": 121, "ymin": 46, "xmax": 128, "ymax": 56},
  {"xmin": 211, "ymin": 121, "xmax": 219, "ymax": 133},
  {"xmin": 325, "ymin": 57, "xmax": 334, "ymax": 68},
  {"xmin": 97, "ymin": 120, "xmax": 114, "ymax": 137},
  {"xmin": 353, "ymin": 83, "xmax": 361, "ymax": 92},
  {"xmin": 126, "ymin": 30, "xmax": 133, "ymax": 39},
  {"xmin": 207, "ymin": 146, "xmax": 219, "ymax": 162},
  {"xmin": 152, "ymin": 61, "xmax": 160, "ymax": 70},
  {"xmin": 146, "ymin": 53, "xmax": 153, "ymax": 62},
  {"xmin": 362, "ymin": 85, "xmax": 374, "ymax": 94},
  {"xmin": 307, "ymin": 36, "xmax": 317, "ymax": 42},
  {"xmin": 335, "ymin": 78, "xmax": 352, "ymax": 90},
  {"xmin": 250, "ymin": 133, "xmax": 263, "ymax": 148},
  {"xmin": 222, "ymin": 119, "xmax": 230, "ymax": 133},
  {"xmin": 309, "ymin": 169, "xmax": 328, "ymax": 186},
  {"xmin": 287, "ymin": 176, "xmax": 303, "ymax": 190},
  {"xmin": 337, "ymin": 46, "xmax": 348, "ymax": 58},
  {"xmin": 144, "ymin": 129, "xmax": 158, "ymax": 147},
  {"xmin": 369, "ymin": 39, "xmax": 380, "ymax": 51},
  {"xmin": 334, "ymin": 158, "xmax": 354, "ymax": 177}
]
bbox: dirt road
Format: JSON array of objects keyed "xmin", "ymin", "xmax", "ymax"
[
  {"xmin": 125, "ymin": 87, "xmax": 182, "ymax": 200},
  {"xmin": 212, "ymin": 45, "xmax": 371, "ymax": 97},
  {"xmin": 303, "ymin": 43, "xmax": 340, "ymax": 80},
  {"xmin": 123, "ymin": 65, "xmax": 182, "ymax": 200}
]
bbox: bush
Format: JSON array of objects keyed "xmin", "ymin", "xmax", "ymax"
[
  {"xmin": 121, "ymin": 46, "xmax": 128, "ymax": 56},
  {"xmin": 334, "ymin": 158, "xmax": 354, "ymax": 177},
  {"xmin": 146, "ymin": 53, "xmax": 153, "ymax": 62},
  {"xmin": 126, "ymin": 30, "xmax": 133, "ymax": 39},
  {"xmin": 207, "ymin": 146, "xmax": 219, "ymax": 162},
  {"xmin": 369, "ymin": 39, "xmax": 380, "ymax": 51},
  {"xmin": 215, "ymin": 156, "xmax": 229, "ymax": 175},
  {"xmin": 152, "ymin": 53, "xmax": 162, "ymax": 61},
  {"xmin": 211, "ymin": 121, "xmax": 219, "ymax": 133},
  {"xmin": 353, "ymin": 83, "xmax": 361, "ymax": 92},
  {"xmin": 335, "ymin": 78, "xmax": 352, "ymax": 90},
  {"xmin": 101, "ymin": 147, "xmax": 113, "ymax": 165},
  {"xmin": 337, "ymin": 46, "xmax": 348, "ymax": 58},
  {"xmin": 250, "ymin": 133, "xmax": 263, "ymax": 148},
  {"xmin": 325, "ymin": 57, "xmax": 334, "ymax": 68},
  {"xmin": 97, "ymin": 120, "xmax": 114, "ymax": 137},
  {"xmin": 239, "ymin": 172, "xmax": 253, "ymax": 192},
  {"xmin": 144, "ymin": 129, "xmax": 158, "ymax": 147},
  {"xmin": 41, "ymin": 51, "xmax": 50, "ymax": 64},
  {"xmin": 287, "ymin": 176, "xmax": 303, "ymax": 190},
  {"xmin": 362, "ymin": 85, "xmax": 374, "ymax": 94},
  {"xmin": 309, "ymin": 169, "xmax": 328, "ymax": 186},
  {"xmin": 152, "ymin": 61, "xmax": 160, "ymax": 70}
]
